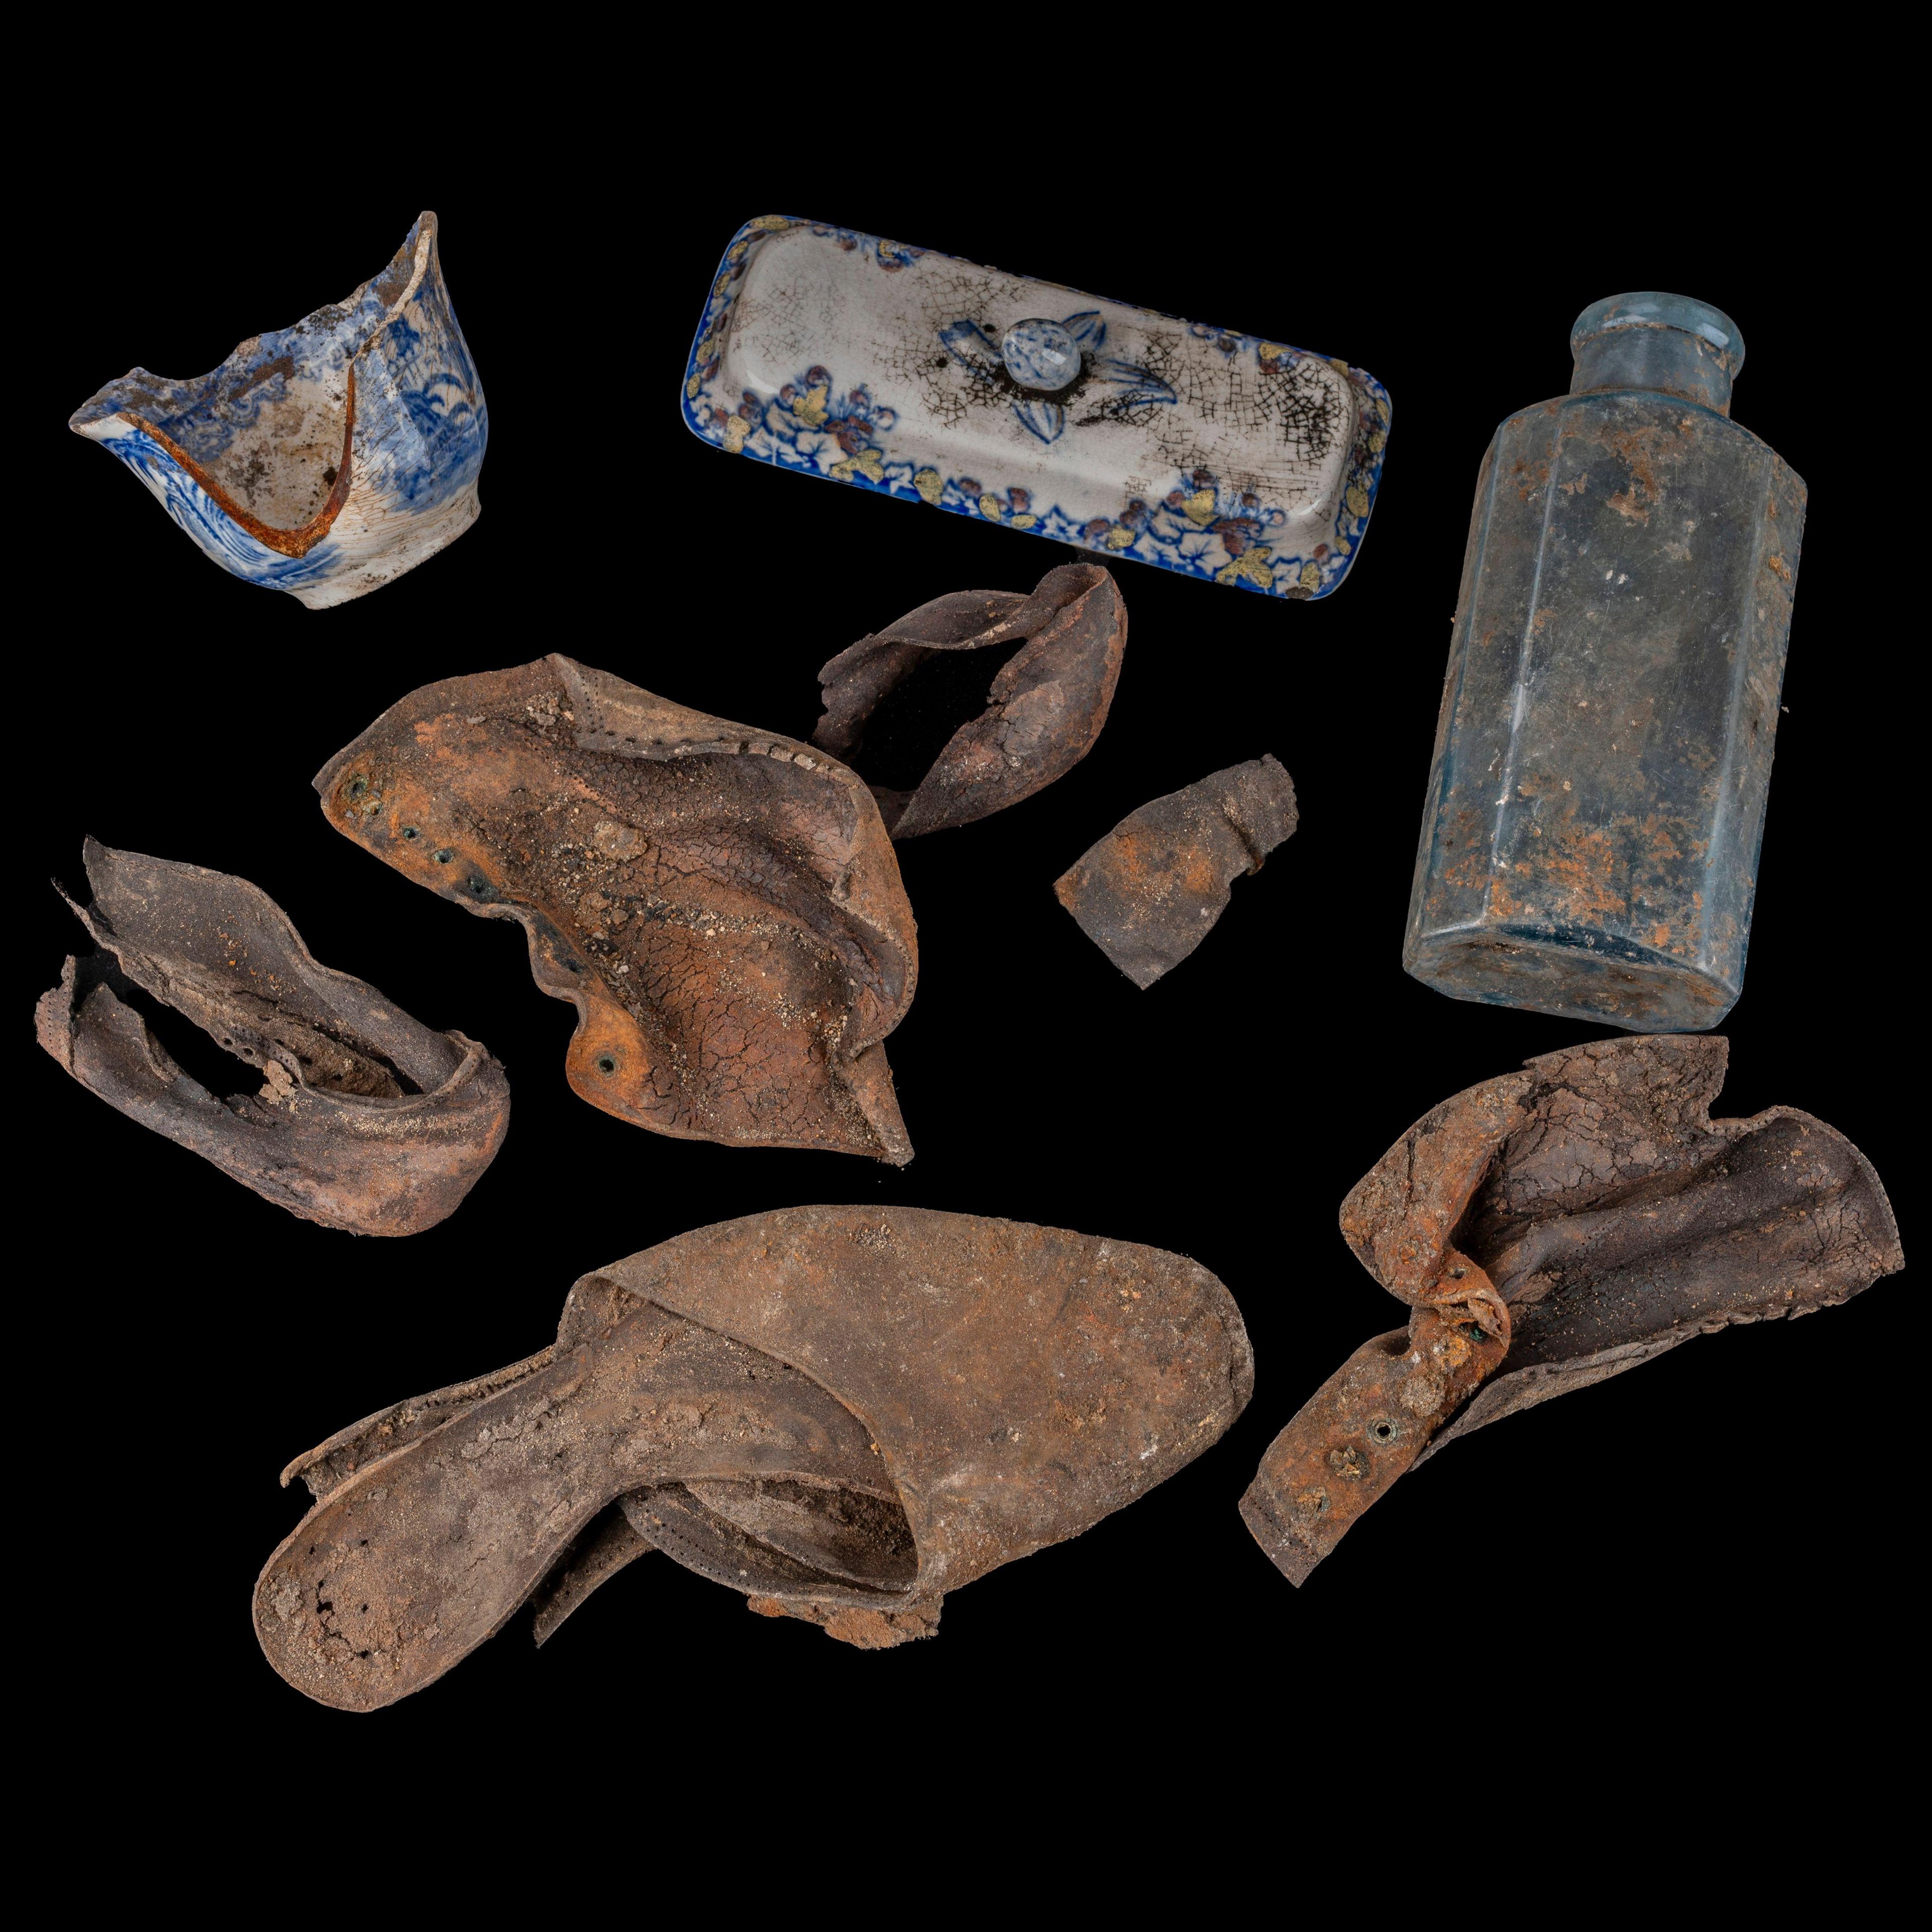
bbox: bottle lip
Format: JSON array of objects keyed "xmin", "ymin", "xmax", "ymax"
[{"xmin": 1570, "ymin": 292, "xmax": 1745, "ymax": 371}]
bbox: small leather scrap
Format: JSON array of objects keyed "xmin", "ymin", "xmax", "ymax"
[
  {"xmin": 256, "ymin": 1205, "xmax": 1253, "ymax": 1709},
  {"xmin": 315, "ymin": 654, "xmax": 918, "ymax": 1163},
  {"xmin": 1055, "ymin": 755, "xmax": 1298, "ymax": 987},
  {"xmin": 814, "ymin": 561, "xmax": 1125, "ymax": 837},
  {"xmin": 1241, "ymin": 1035, "xmax": 1903, "ymax": 1584},
  {"xmin": 36, "ymin": 840, "xmax": 508, "ymax": 1235}
]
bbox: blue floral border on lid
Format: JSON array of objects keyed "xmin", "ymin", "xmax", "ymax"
[{"xmin": 680, "ymin": 215, "xmax": 1391, "ymax": 602}]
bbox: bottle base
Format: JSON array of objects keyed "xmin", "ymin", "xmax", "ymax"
[{"xmin": 1404, "ymin": 927, "xmax": 1739, "ymax": 1033}]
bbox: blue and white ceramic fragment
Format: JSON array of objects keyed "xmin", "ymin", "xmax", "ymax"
[
  {"xmin": 683, "ymin": 216, "xmax": 1391, "ymax": 599},
  {"xmin": 69, "ymin": 212, "xmax": 486, "ymax": 610}
]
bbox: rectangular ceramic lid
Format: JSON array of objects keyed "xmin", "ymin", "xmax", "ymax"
[{"xmin": 682, "ymin": 215, "xmax": 1391, "ymax": 600}]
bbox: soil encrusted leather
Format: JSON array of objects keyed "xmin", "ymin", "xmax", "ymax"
[
  {"xmin": 36, "ymin": 839, "xmax": 508, "ymax": 1235},
  {"xmin": 256, "ymin": 1206, "xmax": 1253, "ymax": 1709},
  {"xmin": 1240, "ymin": 1035, "xmax": 1903, "ymax": 1583},
  {"xmin": 315, "ymin": 655, "xmax": 917, "ymax": 1162},
  {"xmin": 1055, "ymin": 755, "xmax": 1298, "ymax": 987}
]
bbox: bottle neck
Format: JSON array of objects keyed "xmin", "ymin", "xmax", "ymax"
[{"xmin": 1570, "ymin": 326, "xmax": 1736, "ymax": 414}]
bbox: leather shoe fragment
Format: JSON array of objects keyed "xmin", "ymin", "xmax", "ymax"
[
  {"xmin": 1241, "ymin": 1035, "xmax": 1903, "ymax": 1583},
  {"xmin": 256, "ymin": 1206, "xmax": 1253, "ymax": 1708},
  {"xmin": 1055, "ymin": 755, "xmax": 1298, "ymax": 987},
  {"xmin": 315, "ymin": 654, "xmax": 917, "ymax": 1163},
  {"xmin": 814, "ymin": 562, "xmax": 1126, "ymax": 837},
  {"xmin": 36, "ymin": 839, "xmax": 508, "ymax": 1235}
]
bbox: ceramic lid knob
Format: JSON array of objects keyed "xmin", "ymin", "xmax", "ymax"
[{"xmin": 1002, "ymin": 318, "xmax": 1079, "ymax": 392}]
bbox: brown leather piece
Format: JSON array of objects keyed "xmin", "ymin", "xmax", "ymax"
[
  {"xmin": 814, "ymin": 562, "xmax": 1126, "ymax": 837},
  {"xmin": 1055, "ymin": 756, "xmax": 1298, "ymax": 987},
  {"xmin": 528, "ymin": 1508, "xmax": 655, "ymax": 1647},
  {"xmin": 1241, "ymin": 1301, "xmax": 1507, "ymax": 1583},
  {"xmin": 1242, "ymin": 1035, "xmax": 1902, "ymax": 1584},
  {"xmin": 256, "ymin": 1207, "xmax": 1253, "ymax": 1709},
  {"xmin": 314, "ymin": 654, "xmax": 917, "ymax": 1163},
  {"xmin": 35, "ymin": 840, "xmax": 507, "ymax": 1235}
]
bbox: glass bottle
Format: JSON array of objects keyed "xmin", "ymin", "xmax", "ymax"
[{"xmin": 1404, "ymin": 292, "xmax": 1805, "ymax": 1030}]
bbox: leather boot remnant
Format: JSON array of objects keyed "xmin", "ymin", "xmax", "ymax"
[
  {"xmin": 255, "ymin": 1206, "xmax": 1254, "ymax": 1709},
  {"xmin": 814, "ymin": 562, "xmax": 1126, "ymax": 837},
  {"xmin": 314, "ymin": 653, "xmax": 918, "ymax": 1163},
  {"xmin": 36, "ymin": 839, "xmax": 508, "ymax": 1236},
  {"xmin": 1055, "ymin": 755, "xmax": 1298, "ymax": 987},
  {"xmin": 1242, "ymin": 1035, "xmax": 1903, "ymax": 1585}
]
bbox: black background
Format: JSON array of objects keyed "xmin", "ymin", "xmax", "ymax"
[{"xmin": 24, "ymin": 150, "xmax": 1910, "ymax": 1790}]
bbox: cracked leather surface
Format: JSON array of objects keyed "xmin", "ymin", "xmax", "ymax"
[
  {"xmin": 1241, "ymin": 1035, "xmax": 1902, "ymax": 1583},
  {"xmin": 256, "ymin": 1206, "xmax": 1253, "ymax": 1709},
  {"xmin": 35, "ymin": 839, "xmax": 508, "ymax": 1235},
  {"xmin": 315, "ymin": 654, "xmax": 917, "ymax": 1162}
]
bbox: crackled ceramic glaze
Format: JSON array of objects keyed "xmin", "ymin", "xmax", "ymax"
[
  {"xmin": 69, "ymin": 212, "xmax": 486, "ymax": 609},
  {"xmin": 682, "ymin": 215, "xmax": 1391, "ymax": 599}
]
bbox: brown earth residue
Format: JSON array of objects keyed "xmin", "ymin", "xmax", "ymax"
[{"xmin": 1241, "ymin": 1036, "xmax": 1903, "ymax": 1585}]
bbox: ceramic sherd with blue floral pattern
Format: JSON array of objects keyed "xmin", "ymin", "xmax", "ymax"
[
  {"xmin": 69, "ymin": 211, "xmax": 487, "ymax": 609},
  {"xmin": 683, "ymin": 215, "xmax": 1390, "ymax": 599}
]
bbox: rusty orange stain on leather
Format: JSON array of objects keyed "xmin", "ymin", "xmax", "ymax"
[
  {"xmin": 37, "ymin": 839, "xmax": 508, "ymax": 1234},
  {"xmin": 1055, "ymin": 756, "xmax": 1299, "ymax": 988},
  {"xmin": 255, "ymin": 1207, "xmax": 1254, "ymax": 1709},
  {"xmin": 315, "ymin": 654, "xmax": 918, "ymax": 1162},
  {"xmin": 1243, "ymin": 1035, "xmax": 1902, "ymax": 1584}
]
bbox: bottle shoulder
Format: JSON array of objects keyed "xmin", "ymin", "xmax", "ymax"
[{"xmin": 1488, "ymin": 390, "xmax": 1802, "ymax": 493}]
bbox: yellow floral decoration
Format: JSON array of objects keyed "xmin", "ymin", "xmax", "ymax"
[
  {"xmin": 1216, "ymin": 547, "xmax": 1277, "ymax": 588},
  {"xmin": 829, "ymin": 449, "xmax": 886, "ymax": 484}
]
